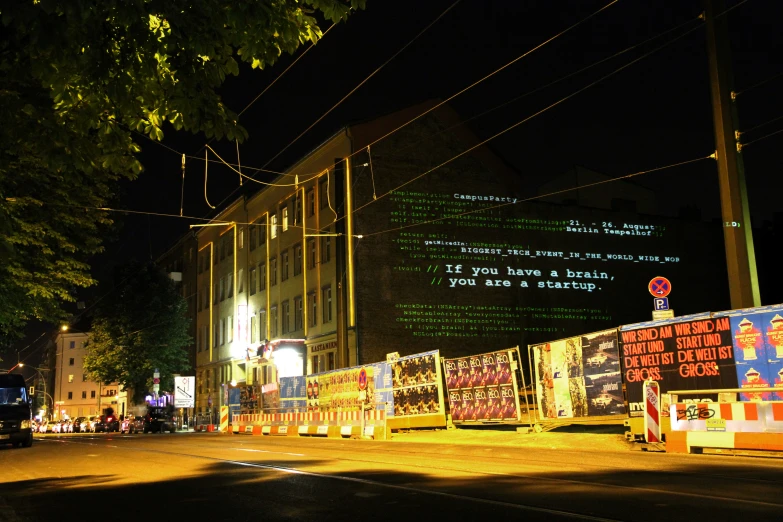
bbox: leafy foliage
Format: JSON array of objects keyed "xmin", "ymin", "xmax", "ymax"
[
  {"xmin": 84, "ymin": 262, "xmax": 192, "ymax": 403},
  {"xmin": 0, "ymin": 1, "xmax": 364, "ymax": 339}
]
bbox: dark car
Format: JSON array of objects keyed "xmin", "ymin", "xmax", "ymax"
[
  {"xmin": 120, "ymin": 415, "xmax": 144, "ymax": 434},
  {"xmin": 72, "ymin": 417, "xmax": 88, "ymax": 433},
  {"xmin": 93, "ymin": 413, "xmax": 120, "ymax": 433},
  {"xmin": 143, "ymin": 407, "xmax": 176, "ymax": 433},
  {"xmin": 0, "ymin": 374, "xmax": 34, "ymax": 448}
]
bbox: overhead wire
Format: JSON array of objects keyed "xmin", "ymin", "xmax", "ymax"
[
  {"xmin": 204, "ymin": 145, "xmax": 322, "ymax": 187},
  {"xmin": 740, "ymin": 127, "xmax": 783, "ymax": 148},
  {"xmin": 260, "ymin": 0, "xmax": 464, "ymax": 169},
  {"xmin": 739, "ymin": 114, "xmax": 783, "ymax": 136},
  {"xmin": 359, "ymin": 155, "xmax": 715, "ymax": 239},
  {"xmin": 352, "ymin": 15, "xmax": 709, "ymax": 216},
  {"xmin": 734, "ymin": 71, "xmax": 783, "ymax": 97}
]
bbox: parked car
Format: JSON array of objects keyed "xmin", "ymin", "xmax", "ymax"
[
  {"xmin": 50, "ymin": 421, "xmax": 62, "ymax": 434},
  {"xmin": 94, "ymin": 414, "xmax": 120, "ymax": 433},
  {"xmin": 72, "ymin": 417, "xmax": 87, "ymax": 433},
  {"xmin": 88, "ymin": 416, "xmax": 100, "ymax": 432},
  {"xmin": 121, "ymin": 415, "xmax": 143, "ymax": 434},
  {"xmin": 143, "ymin": 407, "xmax": 176, "ymax": 433}
]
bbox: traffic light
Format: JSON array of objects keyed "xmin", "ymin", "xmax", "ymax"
[{"xmin": 30, "ymin": 386, "xmax": 34, "ymax": 395}]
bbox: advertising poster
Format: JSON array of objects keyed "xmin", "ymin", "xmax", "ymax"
[
  {"xmin": 582, "ymin": 329, "xmax": 625, "ymax": 416},
  {"xmin": 306, "ymin": 366, "xmax": 374, "ymax": 411},
  {"xmin": 444, "ymin": 349, "xmax": 522, "ymax": 422},
  {"xmin": 532, "ymin": 329, "xmax": 624, "ymax": 420},
  {"xmin": 261, "ymin": 382, "xmax": 280, "ymax": 412},
  {"xmin": 370, "ymin": 362, "xmax": 395, "ymax": 417},
  {"xmin": 390, "ymin": 351, "xmax": 444, "ymax": 417},
  {"xmin": 279, "ymin": 376, "xmax": 306, "ymax": 412},
  {"xmin": 766, "ymin": 312, "xmax": 783, "ymax": 400},
  {"xmin": 238, "ymin": 383, "xmax": 261, "ymax": 414},
  {"xmin": 620, "ymin": 317, "xmax": 737, "ymax": 417},
  {"xmin": 731, "ymin": 314, "xmax": 773, "ymax": 401}
]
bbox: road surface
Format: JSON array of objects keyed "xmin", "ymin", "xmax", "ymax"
[{"xmin": 1, "ymin": 432, "xmax": 782, "ymax": 521}]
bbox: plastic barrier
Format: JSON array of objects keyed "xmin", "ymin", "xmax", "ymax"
[
  {"xmin": 229, "ymin": 409, "xmax": 389, "ymax": 440},
  {"xmin": 667, "ymin": 401, "xmax": 783, "ymax": 453}
]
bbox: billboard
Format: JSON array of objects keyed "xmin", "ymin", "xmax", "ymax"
[
  {"xmin": 443, "ymin": 349, "xmax": 522, "ymax": 422},
  {"xmin": 387, "ymin": 351, "xmax": 444, "ymax": 418},
  {"xmin": 173, "ymin": 376, "xmax": 195, "ymax": 408},
  {"xmin": 721, "ymin": 307, "xmax": 783, "ymax": 401},
  {"xmin": 350, "ymin": 133, "xmax": 730, "ymax": 363},
  {"xmin": 531, "ymin": 329, "xmax": 624, "ymax": 420},
  {"xmin": 619, "ymin": 316, "xmax": 738, "ymax": 416}
]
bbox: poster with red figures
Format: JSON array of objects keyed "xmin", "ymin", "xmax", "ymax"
[{"xmin": 443, "ymin": 348, "xmax": 523, "ymax": 423}]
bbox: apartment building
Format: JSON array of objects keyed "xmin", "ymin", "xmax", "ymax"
[{"xmin": 51, "ymin": 330, "xmax": 125, "ymax": 419}]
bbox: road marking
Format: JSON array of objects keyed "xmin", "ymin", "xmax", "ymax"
[{"xmin": 232, "ymin": 447, "xmax": 304, "ymax": 457}]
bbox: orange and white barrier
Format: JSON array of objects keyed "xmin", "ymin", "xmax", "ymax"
[
  {"xmin": 219, "ymin": 406, "xmax": 229, "ymax": 433},
  {"xmin": 229, "ymin": 409, "xmax": 388, "ymax": 440},
  {"xmin": 667, "ymin": 402, "xmax": 783, "ymax": 453},
  {"xmin": 643, "ymin": 380, "xmax": 661, "ymax": 443}
]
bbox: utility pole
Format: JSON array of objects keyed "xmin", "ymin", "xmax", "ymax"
[{"xmin": 704, "ymin": 0, "xmax": 760, "ymax": 308}]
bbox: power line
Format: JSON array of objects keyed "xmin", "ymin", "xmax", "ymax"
[
  {"xmin": 371, "ymin": 14, "xmax": 704, "ymax": 163},
  {"xmin": 734, "ymin": 71, "xmax": 783, "ymax": 97},
  {"xmin": 741, "ymin": 127, "xmax": 783, "ymax": 148},
  {"xmin": 260, "ymin": 0, "xmax": 464, "ymax": 169},
  {"xmin": 352, "ymin": 18, "xmax": 707, "ymax": 216},
  {"xmin": 360, "ymin": 155, "xmax": 715, "ymax": 239},
  {"xmin": 739, "ymin": 114, "xmax": 783, "ymax": 135}
]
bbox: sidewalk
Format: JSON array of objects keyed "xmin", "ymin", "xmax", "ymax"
[{"xmin": 389, "ymin": 424, "xmax": 633, "ymax": 453}]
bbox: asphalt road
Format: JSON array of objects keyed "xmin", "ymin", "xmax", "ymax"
[{"xmin": 1, "ymin": 432, "xmax": 782, "ymax": 521}]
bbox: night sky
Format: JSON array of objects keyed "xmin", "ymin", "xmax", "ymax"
[{"xmin": 65, "ymin": 0, "xmax": 783, "ymax": 311}]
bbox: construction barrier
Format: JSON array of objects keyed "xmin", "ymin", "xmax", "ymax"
[
  {"xmin": 229, "ymin": 409, "xmax": 389, "ymax": 440},
  {"xmin": 666, "ymin": 401, "xmax": 783, "ymax": 453},
  {"xmin": 219, "ymin": 406, "xmax": 229, "ymax": 433}
]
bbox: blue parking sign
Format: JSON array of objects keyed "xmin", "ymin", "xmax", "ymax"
[{"xmin": 654, "ymin": 297, "xmax": 670, "ymax": 311}]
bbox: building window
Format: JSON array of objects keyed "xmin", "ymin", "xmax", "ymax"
[
  {"xmin": 203, "ymin": 285, "xmax": 209, "ymax": 309},
  {"xmin": 282, "ymin": 205, "xmax": 289, "ymax": 232},
  {"xmin": 307, "ymin": 189, "xmax": 315, "ymax": 217},
  {"xmin": 69, "ymin": 358, "xmax": 75, "ymax": 366},
  {"xmin": 238, "ymin": 269, "xmax": 244, "ymax": 294},
  {"xmin": 259, "ymin": 309, "xmax": 267, "ymax": 340},
  {"xmin": 294, "ymin": 195, "xmax": 302, "ymax": 226},
  {"xmin": 68, "ymin": 391, "xmax": 73, "ymax": 400},
  {"xmin": 218, "ymin": 279, "xmax": 224, "ymax": 302},
  {"xmin": 311, "ymin": 355, "xmax": 320, "ymax": 375},
  {"xmin": 270, "ymin": 258, "xmax": 277, "ymax": 286},
  {"xmin": 294, "ymin": 296, "xmax": 303, "ymax": 331},
  {"xmin": 225, "ymin": 235, "xmax": 233, "ymax": 258},
  {"xmin": 281, "ymin": 300, "xmax": 290, "ymax": 334},
  {"xmin": 270, "ymin": 213, "xmax": 277, "ymax": 239},
  {"xmin": 293, "ymin": 243, "xmax": 302, "ymax": 276},
  {"xmin": 238, "ymin": 228, "xmax": 244, "ymax": 249},
  {"xmin": 214, "ymin": 246, "xmax": 218, "ymax": 265},
  {"xmin": 319, "ymin": 179, "xmax": 329, "ymax": 209},
  {"xmin": 259, "ymin": 221, "xmax": 266, "ymax": 247},
  {"xmin": 203, "ymin": 325, "xmax": 208, "ymax": 352},
  {"xmin": 307, "ymin": 238, "xmax": 316, "ymax": 269},
  {"xmin": 271, "ymin": 306, "xmax": 278, "ymax": 338},
  {"xmin": 228, "ymin": 315, "xmax": 234, "ymax": 343},
  {"xmin": 83, "ymin": 374, "xmax": 87, "ymax": 382},
  {"xmin": 214, "ymin": 322, "xmax": 219, "ymax": 347},
  {"xmin": 249, "ymin": 222, "xmax": 258, "ymax": 250},
  {"xmin": 328, "ymin": 352, "xmax": 335, "ymax": 370},
  {"xmin": 69, "ymin": 341, "xmax": 75, "ymax": 349},
  {"xmin": 249, "ymin": 268, "xmax": 257, "ymax": 296},
  {"xmin": 227, "ymin": 273, "xmax": 233, "ymax": 298},
  {"xmin": 250, "ymin": 315, "xmax": 257, "ymax": 344},
  {"xmin": 321, "ymin": 233, "xmax": 331, "ymax": 264},
  {"xmin": 91, "ymin": 390, "xmax": 96, "ymax": 399},
  {"xmin": 68, "ymin": 374, "xmax": 74, "ymax": 383},
  {"xmin": 82, "ymin": 391, "xmax": 87, "ymax": 399},
  {"xmin": 281, "ymin": 251, "xmax": 289, "ymax": 281},
  {"xmin": 308, "ymin": 293, "xmax": 317, "ymax": 327},
  {"xmin": 322, "ymin": 285, "xmax": 332, "ymax": 323},
  {"xmin": 259, "ymin": 263, "xmax": 266, "ymax": 290}
]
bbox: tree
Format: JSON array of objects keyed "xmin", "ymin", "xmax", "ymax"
[
  {"xmin": 0, "ymin": 1, "xmax": 365, "ymax": 339},
  {"xmin": 84, "ymin": 262, "xmax": 192, "ymax": 403}
]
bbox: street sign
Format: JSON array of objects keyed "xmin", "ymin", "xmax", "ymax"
[
  {"xmin": 358, "ymin": 367, "xmax": 368, "ymax": 391},
  {"xmin": 653, "ymin": 297, "xmax": 670, "ymax": 310},
  {"xmin": 174, "ymin": 376, "xmax": 195, "ymax": 408},
  {"xmin": 648, "ymin": 277, "xmax": 671, "ymax": 298},
  {"xmin": 652, "ymin": 309, "xmax": 675, "ymax": 320}
]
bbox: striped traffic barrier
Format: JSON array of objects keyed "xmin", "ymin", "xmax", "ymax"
[{"xmin": 643, "ymin": 380, "xmax": 661, "ymax": 443}]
